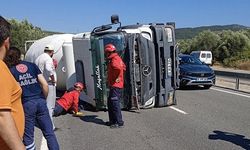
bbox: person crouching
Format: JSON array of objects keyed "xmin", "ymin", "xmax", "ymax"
[{"xmin": 53, "ymin": 82, "xmax": 84, "ymax": 117}]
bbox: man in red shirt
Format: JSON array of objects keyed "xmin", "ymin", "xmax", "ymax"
[
  {"xmin": 104, "ymin": 44, "xmax": 126, "ymax": 128},
  {"xmin": 53, "ymin": 82, "xmax": 84, "ymax": 117}
]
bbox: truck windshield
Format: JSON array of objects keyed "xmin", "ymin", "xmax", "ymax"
[{"xmin": 100, "ymin": 33, "xmax": 126, "ymax": 56}]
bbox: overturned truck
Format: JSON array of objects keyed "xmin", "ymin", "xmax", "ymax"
[{"xmin": 73, "ymin": 15, "xmax": 179, "ymax": 110}]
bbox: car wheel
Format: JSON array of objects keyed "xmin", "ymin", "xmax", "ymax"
[
  {"xmin": 178, "ymin": 84, "xmax": 185, "ymax": 89},
  {"xmin": 203, "ymin": 85, "xmax": 212, "ymax": 89}
]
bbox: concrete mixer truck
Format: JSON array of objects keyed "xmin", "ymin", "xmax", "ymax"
[
  {"xmin": 25, "ymin": 34, "xmax": 76, "ymax": 90},
  {"xmin": 73, "ymin": 15, "xmax": 179, "ymax": 110}
]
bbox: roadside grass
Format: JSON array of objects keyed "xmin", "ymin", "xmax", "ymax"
[{"xmin": 237, "ymin": 61, "xmax": 250, "ymax": 70}]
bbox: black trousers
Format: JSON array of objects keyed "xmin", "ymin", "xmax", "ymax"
[
  {"xmin": 107, "ymin": 87, "xmax": 124, "ymax": 126},
  {"xmin": 53, "ymin": 102, "xmax": 67, "ymax": 117}
]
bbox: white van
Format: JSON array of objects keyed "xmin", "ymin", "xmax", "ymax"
[{"xmin": 190, "ymin": 51, "xmax": 212, "ymax": 65}]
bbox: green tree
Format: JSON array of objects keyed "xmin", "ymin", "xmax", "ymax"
[
  {"xmin": 9, "ymin": 19, "xmax": 49, "ymax": 54},
  {"xmin": 242, "ymin": 29, "xmax": 250, "ymax": 39},
  {"xmin": 219, "ymin": 31, "xmax": 248, "ymax": 57},
  {"xmin": 178, "ymin": 39, "xmax": 192, "ymax": 54},
  {"xmin": 190, "ymin": 30, "xmax": 220, "ymax": 52}
]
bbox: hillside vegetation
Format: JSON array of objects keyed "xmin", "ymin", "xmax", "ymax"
[
  {"xmin": 8, "ymin": 19, "xmax": 61, "ymax": 54},
  {"xmin": 176, "ymin": 25, "xmax": 250, "ymax": 70},
  {"xmin": 7, "ymin": 19, "xmax": 250, "ymax": 70},
  {"xmin": 176, "ymin": 24, "xmax": 249, "ymax": 40}
]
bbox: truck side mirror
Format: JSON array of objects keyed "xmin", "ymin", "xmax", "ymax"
[{"xmin": 111, "ymin": 15, "xmax": 119, "ymax": 24}]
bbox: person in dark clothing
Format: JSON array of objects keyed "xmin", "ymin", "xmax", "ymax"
[
  {"xmin": 104, "ymin": 43, "xmax": 126, "ymax": 129},
  {"xmin": 53, "ymin": 82, "xmax": 84, "ymax": 117},
  {"xmin": 4, "ymin": 47, "xmax": 59, "ymax": 150}
]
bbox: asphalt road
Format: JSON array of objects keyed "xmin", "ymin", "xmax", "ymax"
[{"xmin": 35, "ymin": 87, "xmax": 250, "ymax": 150}]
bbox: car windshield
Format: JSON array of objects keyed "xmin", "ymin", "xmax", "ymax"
[{"xmin": 179, "ymin": 55, "xmax": 203, "ymax": 65}]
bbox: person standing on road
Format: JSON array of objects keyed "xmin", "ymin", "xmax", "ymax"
[
  {"xmin": 104, "ymin": 43, "xmax": 126, "ymax": 129},
  {"xmin": 0, "ymin": 16, "xmax": 26, "ymax": 150},
  {"xmin": 35, "ymin": 45, "xmax": 57, "ymax": 129},
  {"xmin": 4, "ymin": 47, "xmax": 59, "ymax": 150}
]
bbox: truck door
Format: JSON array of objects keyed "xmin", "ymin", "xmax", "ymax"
[
  {"xmin": 90, "ymin": 32, "xmax": 127, "ymax": 110},
  {"xmin": 151, "ymin": 25, "xmax": 177, "ymax": 107},
  {"xmin": 90, "ymin": 37, "xmax": 108, "ymax": 110}
]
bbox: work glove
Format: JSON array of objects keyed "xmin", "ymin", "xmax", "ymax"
[{"xmin": 73, "ymin": 111, "xmax": 84, "ymax": 117}]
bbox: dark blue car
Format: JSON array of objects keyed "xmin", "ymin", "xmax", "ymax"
[{"xmin": 179, "ymin": 54, "xmax": 215, "ymax": 89}]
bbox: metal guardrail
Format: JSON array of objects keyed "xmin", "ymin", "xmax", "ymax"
[
  {"xmin": 214, "ymin": 70, "xmax": 250, "ymax": 92},
  {"xmin": 214, "ymin": 70, "xmax": 250, "ymax": 80}
]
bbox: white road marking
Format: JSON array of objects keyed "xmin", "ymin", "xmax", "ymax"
[
  {"xmin": 169, "ymin": 106, "xmax": 188, "ymax": 114},
  {"xmin": 40, "ymin": 136, "xmax": 48, "ymax": 150},
  {"xmin": 211, "ymin": 87, "xmax": 250, "ymax": 98}
]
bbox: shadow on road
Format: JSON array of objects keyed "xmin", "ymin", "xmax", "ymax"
[
  {"xmin": 178, "ymin": 85, "xmax": 210, "ymax": 91},
  {"xmin": 208, "ymin": 130, "xmax": 250, "ymax": 150},
  {"xmin": 80, "ymin": 115, "xmax": 106, "ymax": 126}
]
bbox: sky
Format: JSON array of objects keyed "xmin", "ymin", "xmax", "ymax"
[{"xmin": 1, "ymin": 0, "xmax": 250, "ymax": 33}]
